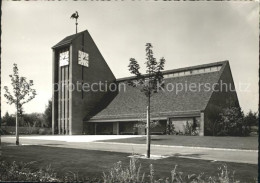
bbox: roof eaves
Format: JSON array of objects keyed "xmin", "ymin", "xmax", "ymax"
[
  {"xmin": 86, "ymin": 110, "xmax": 201, "ymax": 122},
  {"xmin": 52, "ymin": 40, "xmax": 72, "ymax": 49}
]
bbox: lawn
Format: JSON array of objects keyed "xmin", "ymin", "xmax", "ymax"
[
  {"xmin": 99, "ymin": 135, "xmax": 258, "ymax": 150},
  {"xmin": 1, "ymin": 143, "xmax": 257, "ymax": 182}
]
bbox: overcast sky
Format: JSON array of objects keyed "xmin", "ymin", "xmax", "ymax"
[{"xmin": 1, "ymin": 1, "xmax": 259, "ymax": 116}]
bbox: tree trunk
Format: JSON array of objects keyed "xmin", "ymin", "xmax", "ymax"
[
  {"xmin": 16, "ymin": 105, "xmax": 19, "ymax": 145},
  {"xmin": 212, "ymin": 122, "xmax": 215, "ymax": 136},
  {"xmin": 146, "ymin": 95, "xmax": 151, "ymax": 158}
]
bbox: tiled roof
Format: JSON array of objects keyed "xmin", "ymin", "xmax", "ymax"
[
  {"xmin": 52, "ymin": 30, "xmax": 88, "ymax": 49},
  {"xmin": 86, "ymin": 61, "xmax": 228, "ymax": 122}
]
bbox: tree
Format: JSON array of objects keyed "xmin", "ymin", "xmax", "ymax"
[
  {"xmin": 244, "ymin": 110, "xmax": 258, "ymax": 126},
  {"xmin": 2, "ymin": 112, "xmax": 16, "ymax": 126},
  {"xmin": 23, "ymin": 113, "xmax": 45, "ymax": 128},
  {"xmin": 43, "ymin": 100, "xmax": 52, "ymax": 128},
  {"xmin": 244, "ymin": 110, "xmax": 258, "ymax": 135},
  {"xmin": 128, "ymin": 43, "xmax": 165, "ymax": 158},
  {"xmin": 4, "ymin": 63, "xmax": 36, "ymax": 145},
  {"xmin": 204, "ymin": 105, "xmax": 223, "ymax": 136},
  {"xmin": 217, "ymin": 106, "xmax": 245, "ymax": 136}
]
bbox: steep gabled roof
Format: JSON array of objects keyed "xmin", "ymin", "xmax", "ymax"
[
  {"xmin": 85, "ymin": 61, "xmax": 228, "ymax": 122},
  {"xmin": 52, "ymin": 30, "xmax": 88, "ymax": 49}
]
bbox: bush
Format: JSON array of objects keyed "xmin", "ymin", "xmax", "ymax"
[
  {"xmin": 0, "ymin": 128, "xmax": 10, "ymax": 135},
  {"xmin": 205, "ymin": 106, "xmax": 258, "ymax": 136},
  {"xmin": 244, "ymin": 111, "xmax": 259, "ymax": 135},
  {"xmin": 38, "ymin": 128, "xmax": 52, "ymax": 135},
  {"xmin": 183, "ymin": 121, "xmax": 199, "ymax": 136},
  {"xmin": 1, "ymin": 112, "xmax": 16, "ymax": 126},
  {"xmin": 103, "ymin": 157, "xmax": 145, "ymax": 183},
  {"xmin": 0, "ymin": 161, "xmax": 59, "ymax": 182},
  {"xmin": 166, "ymin": 122, "xmax": 175, "ymax": 135},
  {"xmin": 103, "ymin": 157, "xmax": 241, "ymax": 183},
  {"xmin": 0, "ymin": 158, "xmax": 246, "ymax": 183},
  {"xmin": 214, "ymin": 107, "xmax": 257, "ymax": 136}
]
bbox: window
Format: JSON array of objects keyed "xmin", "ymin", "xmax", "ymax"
[
  {"xmin": 210, "ymin": 66, "xmax": 218, "ymax": 72},
  {"xmin": 198, "ymin": 69, "xmax": 205, "ymax": 74},
  {"xmin": 185, "ymin": 71, "xmax": 191, "ymax": 75},
  {"xmin": 204, "ymin": 68, "xmax": 211, "ymax": 73},
  {"xmin": 159, "ymin": 65, "xmax": 223, "ymax": 79},
  {"xmin": 179, "ymin": 72, "xmax": 185, "ymax": 76},
  {"xmin": 192, "ymin": 69, "xmax": 199, "ymax": 74},
  {"xmin": 169, "ymin": 73, "xmax": 174, "ymax": 78}
]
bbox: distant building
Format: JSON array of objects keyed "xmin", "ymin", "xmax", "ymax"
[{"xmin": 52, "ymin": 30, "xmax": 239, "ymax": 136}]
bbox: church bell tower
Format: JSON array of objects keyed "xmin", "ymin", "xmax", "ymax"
[{"xmin": 52, "ymin": 30, "xmax": 115, "ymax": 135}]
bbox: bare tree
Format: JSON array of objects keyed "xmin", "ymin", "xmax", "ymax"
[
  {"xmin": 128, "ymin": 43, "xmax": 165, "ymax": 158},
  {"xmin": 4, "ymin": 63, "xmax": 36, "ymax": 145}
]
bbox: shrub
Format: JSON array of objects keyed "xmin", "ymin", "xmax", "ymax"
[
  {"xmin": 103, "ymin": 157, "xmax": 145, "ymax": 183},
  {"xmin": 0, "ymin": 161, "xmax": 59, "ymax": 182},
  {"xmin": 244, "ymin": 110, "xmax": 259, "ymax": 135},
  {"xmin": 103, "ymin": 157, "xmax": 241, "ymax": 183},
  {"xmin": 38, "ymin": 128, "xmax": 52, "ymax": 135},
  {"xmin": 166, "ymin": 122, "xmax": 175, "ymax": 135},
  {"xmin": 216, "ymin": 107, "xmax": 251, "ymax": 136},
  {"xmin": 1, "ymin": 112, "xmax": 16, "ymax": 126},
  {"xmin": 0, "ymin": 128, "xmax": 10, "ymax": 135},
  {"xmin": 0, "ymin": 158, "xmax": 245, "ymax": 183},
  {"xmin": 205, "ymin": 106, "xmax": 258, "ymax": 136},
  {"xmin": 183, "ymin": 121, "xmax": 199, "ymax": 136}
]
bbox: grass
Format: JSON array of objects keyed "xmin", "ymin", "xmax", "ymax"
[
  {"xmin": 98, "ymin": 135, "xmax": 258, "ymax": 150},
  {"xmin": 1, "ymin": 143, "xmax": 257, "ymax": 182}
]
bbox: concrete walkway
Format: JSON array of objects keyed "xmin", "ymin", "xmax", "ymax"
[{"xmin": 1, "ymin": 135, "xmax": 258, "ymax": 164}]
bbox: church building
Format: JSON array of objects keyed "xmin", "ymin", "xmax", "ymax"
[{"xmin": 52, "ymin": 30, "xmax": 239, "ymax": 136}]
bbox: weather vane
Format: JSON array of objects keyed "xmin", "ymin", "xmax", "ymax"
[{"xmin": 71, "ymin": 11, "xmax": 79, "ymax": 34}]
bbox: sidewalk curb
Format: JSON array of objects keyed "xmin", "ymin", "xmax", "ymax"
[{"xmin": 93, "ymin": 141, "xmax": 258, "ymax": 153}]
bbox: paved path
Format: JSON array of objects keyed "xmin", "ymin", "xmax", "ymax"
[{"xmin": 1, "ymin": 135, "xmax": 258, "ymax": 164}]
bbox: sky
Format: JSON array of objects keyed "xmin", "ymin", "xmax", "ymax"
[{"xmin": 1, "ymin": 1, "xmax": 259, "ymax": 116}]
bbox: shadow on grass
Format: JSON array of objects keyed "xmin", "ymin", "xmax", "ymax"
[
  {"xmin": 171, "ymin": 153, "xmax": 205, "ymax": 158},
  {"xmin": 151, "ymin": 138, "xmax": 165, "ymax": 141},
  {"xmin": 1, "ymin": 142, "xmax": 13, "ymax": 146},
  {"xmin": 42, "ymin": 144, "xmax": 64, "ymax": 146}
]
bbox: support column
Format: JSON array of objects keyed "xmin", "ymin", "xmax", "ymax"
[
  {"xmin": 166, "ymin": 118, "xmax": 170, "ymax": 135},
  {"xmin": 64, "ymin": 66, "xmax": 68, "ymax": 135},
  {"xmin": 61, "ymin": 67, "xmax": 65, "ymax": 134},
  {"xmin": 69, "ymin": 45, "xmax": 73, "ymax": 135},
  {"xmin": 113, "ymin": 122, "xmax": 119, "ymax": 135},
  {"xmin": 199, "ymin": 112, "xmax": 204, "ymax": 136},
  {"xmin": 52, "ymin": 50, "xmax": 56, "ymax": 135},
  {"xmin": 94, "ymin": 123, "xmax": 97, "ymax": 135},
  {"xmin": 58, "ymin": 58, "xmax": 61, "ymax": 135},
  {"xmin": 117, "ymin": 122, "xmax": 120, "ymax": 135}
]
